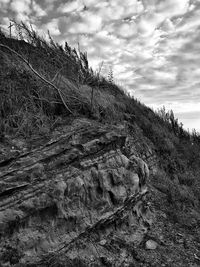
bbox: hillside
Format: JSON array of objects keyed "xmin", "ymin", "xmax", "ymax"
[{"xmin": 0, "ymin": 23, "xmax": 200, "ymax": 267}]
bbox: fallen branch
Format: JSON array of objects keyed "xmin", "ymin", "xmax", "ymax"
[{"xmin": 0, "ymin": 43, "xmax": 73, "ymax": 114}]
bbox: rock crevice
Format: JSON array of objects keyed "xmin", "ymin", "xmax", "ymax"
[{"xmin": 0, "ymin": 119, "xmax": 153, "ymax": 266}]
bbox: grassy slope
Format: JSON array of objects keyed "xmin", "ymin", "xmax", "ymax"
[{"xmin": 0, "ymin": 23, "xmax": 200, "ymax": 241}]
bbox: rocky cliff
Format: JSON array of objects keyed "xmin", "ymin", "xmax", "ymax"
[
  {"xmin": 1, "ymin": 24, "xmax": 200, "ymax": 267},
  {"xmin": 0, "ymin": 119, "xmax": 153, "ymax": 266}
]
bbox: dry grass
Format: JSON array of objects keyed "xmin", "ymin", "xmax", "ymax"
[
  {"xmin": 1, "ymin": 21, "xmax": 200, "ymax": 235},
  {"xmin": 0, "ymin": 22, "xmax": 129, "ymax": 137}
]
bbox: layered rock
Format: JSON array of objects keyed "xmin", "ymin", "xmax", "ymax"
[
  {"xmin": 124, "ymin": 122, "xmax": 158, "ymax": 175},
  {"xmin": 0, "ymin": 119, "xmax": 153, "ymax": 266}
]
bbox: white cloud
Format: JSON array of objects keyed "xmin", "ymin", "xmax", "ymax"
[
  {"xmin": 137, "ymin": 12, "xmax": 163, "ymax": 36},
  {"xmin": 116, "ymin": 70, "xmax": 135, "ymax": 80},
  {"xmin": 10, "ymin": 0, "xmax": 31, "ymax": 14},
  {"xmin": 156, "ymin": 0, "xmax": 189, "ymax": 16},
  {"xmin": 58, "ymin": 11, "xmax": 102, "ymax": 34},
  {"xmin": 176, "ymin": 8, "xmax": 200, "ymax": 33},
  {"xmin": 105, "ymin": 21, "xmax": 137, "ymax": 38},
  {"xmin": 0, "ymin": 0, "xmax": 9, "ymax": 9},
  {"xmin": 57, "ymin": 0, "xmax": 84, "ymax": 13},
  {"xmin": 32, "ymin": 1, "xmax": 47, "ymax": 17},
  {"xmin": 152, "ymin": 102, "xmax": 200, "ymax": 115},
  {"xmin": 82, "ymin": 0, "xmax": 100, "ymax": 6},
  {"xmin": 153, "ymin": 70, "xmax": 176, "ymax": 81},
  {"xmin": 43, "ymin": 18, "xmax": 60, "ymax": 36},
  {"xmin": 77, "ymin": 11, "xmax": 102, "ymax": 33},
  {"xmin": 117, "ymin": 22, "xmax": 138, "ymax": 38},
  {"xmin": 0, "ymin": 17, "xmax": 10, "ymax": 32},
  {"xmin": 99, "ymin": 5, "xmax": 125, "ymax": 21},
  {"xmin": 160, "ymin": 19, "xmax": 175, "ymax": 32},
  {"xmin": 1, "ymin": 0, "xmax": 200, "ymax": 131},
  {"xmin": 9, "ymin": 0, "xmax": 33, "ymax": 21}
]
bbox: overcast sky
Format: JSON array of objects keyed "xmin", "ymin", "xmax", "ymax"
[{"xmin": 0, "ymin": 0, "xmax": 200, "ymax": 132}]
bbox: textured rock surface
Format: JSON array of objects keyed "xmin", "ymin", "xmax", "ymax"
[{"xmin": 0, "ymin": 119, "xmax": 153, "ymax": 266}]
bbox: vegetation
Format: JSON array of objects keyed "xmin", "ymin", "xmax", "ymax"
[
  {"xmin": 0, "ymin": 22, "xmax": 128, "ymax": 137},
  {"xmin": 0, "ymin": 22, "xmax": 200, "ymax": 227}
]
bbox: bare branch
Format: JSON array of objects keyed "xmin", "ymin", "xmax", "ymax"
[{"xmin": 0, "ymin": 43, "xmax": 73, "ymax": 114}]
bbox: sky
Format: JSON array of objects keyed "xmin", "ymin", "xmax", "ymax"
[{"xmin": 0, "ymin": 0, "xmax": 200, "ymax": 133}]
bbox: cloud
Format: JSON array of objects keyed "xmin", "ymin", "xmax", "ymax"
[
  {"xmin": 57, "ymin": 0, "xmax": 84, "ymax": 13},
  {"xmin": 32, "ymin": 1, "xmax": 47, "ymax": 17},
  {"xmin": 0, "ymin": 0, "xmax": 9, "ymax": 9},
  {"xmin": 142, "ymin": 0, "xmax": 189, "ymax": 16},
  {"xmin": 91, "ymin": 0, "xmax": 144, "ymax": 23},
  {"xmin": 160, "ymin": 19, "xmax": 175, "ymax": 32},
  {"xmin": 0, "ymin": 17, "xmax": 10, "ymax": 32},
  {"xmin": 10, "ymin": 0, "xmax": 31, "ymax": 14},
  {"xmin": 137, "ymin": 12, "xmax": 163, "ymax": 36},
  {"xmin": 137, "ymin": 0, "xmax": 189, "ymax": 36},
  {"xmin": 82, "ymin": 0, "xmax": 100, "ymax": 6},
  {"xmin": 8, "ymin": 0, "xmax": 46, "ymax": 22},
  {"xmin": 114, "ymin": 21, "xmax": 138, "ymax": 38},
  {"xmin": 175, "ymin": 111, "xmax": 200, "ymax": 132},
  {"xmin": 42, "ymin": 18, "xmax": 60, "ymax": 36},
  {"xmin": 58, "ymin": 11, "xmax": 102, "ymax": 35},
  {"xmin": 1, "ymin": 0, "xmax": 200, "ymax": 131},
  {"xmin": 157, "ymin": 0, "xmax": 189, "ymax": 16}
]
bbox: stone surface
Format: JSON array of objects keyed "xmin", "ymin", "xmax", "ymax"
[
  {"xmin": 0, "ymin": 119, "xmax": 153, "ymax": 266},
  {"xmin": 145, "ymin": 239, "xmax": 158, "ymax": 250}
]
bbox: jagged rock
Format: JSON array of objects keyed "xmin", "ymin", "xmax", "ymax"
[
  {"xmin": 129, "ymin": 154, "xmax": 150, "ymax": 188},
  {"xmin": 124, "ymin": 125, "xmax": 158, "ymax": 175},
  {"xmin": 0, "ymin": 119, "xmax": 153, "ymax": 266}
]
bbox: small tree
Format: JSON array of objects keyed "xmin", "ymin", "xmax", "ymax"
[{"xmin": 108, "ymin": 65, "xmax": 113, "ymax": 83}]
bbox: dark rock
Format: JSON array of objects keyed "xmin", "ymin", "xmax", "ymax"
[{"xmin": 0, "ymin": 119, "xmax": 153, "ymax": 266}]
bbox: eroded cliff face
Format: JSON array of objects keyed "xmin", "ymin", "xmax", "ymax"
[{"xmin": 0, "ymin": 119, "xmax": 154, "ymax": 266}]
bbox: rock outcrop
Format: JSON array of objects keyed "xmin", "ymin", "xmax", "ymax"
[{"xmin": 0, "ymin": 119, "xmax": 153, "ymax": 266}]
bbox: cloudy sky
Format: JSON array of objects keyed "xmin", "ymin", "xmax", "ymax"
[{"xmin": 0, "ymin": 0, "xmax": 200, "ymax": 132}]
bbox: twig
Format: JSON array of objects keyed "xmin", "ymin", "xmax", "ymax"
[
  {"xmin": 51, "ymin": 62, "xmax": 69, "ymax": 83},
  {"xmin": 0, "ymin": 43, "xmax": 73, "ymax": 114},
  {"xmin": 51, "ymin": 67, "xmax": 62, "ymax": 83}
]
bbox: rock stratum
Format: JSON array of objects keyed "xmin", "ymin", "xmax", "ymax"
[{"xmin": 0, "ymin": 119, "xmax": 153, "ymax": 266}]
